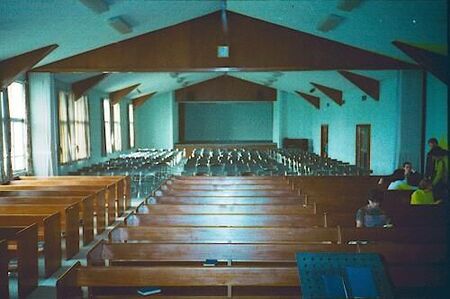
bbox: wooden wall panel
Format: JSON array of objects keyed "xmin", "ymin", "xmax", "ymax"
[
  {"xmin": 175, "ymin": 75, "xmax": 276, "ymax": 102},
  {"xmin": 35, "ymin": 12, "xmax": 417, "ymax": 72}
]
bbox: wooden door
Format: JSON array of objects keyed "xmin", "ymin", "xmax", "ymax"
[{"xmin": 356, "ymin": 124, "xmax": 371, "ymax": 170}]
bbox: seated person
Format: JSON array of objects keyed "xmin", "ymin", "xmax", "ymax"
[
  {"xmin": 356, "ymin": 190, "xmax": 390, "ymax": 228},
  {"xmin": 387, "ymin": 169, "xmax": 418, "ymax": 190},
  {"xmin": 379, "ymin": 162, "xmax": 421, "ymax": 187},
  {"xmin": 411, "ymin": 179, "xmax": 441, "ymax": 205}
]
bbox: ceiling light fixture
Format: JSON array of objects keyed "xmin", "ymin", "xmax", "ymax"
[
  {"xmin": 108, "ymin": 16, "xmax": 133, "ymax": 34},
  {"xmin": 317, "ymin": 14, "xmax": 345, "ymax": 32},
  {"xmin": 273, "ymin": 72, "xmax": 283, "ymax": 77},
  {"xmin": 79, "ymin": 0, "xmax": 109, "ymax": 14},
  {"xmin": 337, "ymin": 0, "xmax": 362, "ymax": 12}
]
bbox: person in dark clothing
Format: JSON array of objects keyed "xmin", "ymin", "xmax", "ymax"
[
  {"xmin": 425, "ymin": 138, "xmax": 445, "ymax": 178},
  {"xmin": 356, "ymin": 189, "xmax": 390, "ymax": 228},
  {"xmin": 379, "ymin": 162, "xmax": 421, "ymax": 187}
]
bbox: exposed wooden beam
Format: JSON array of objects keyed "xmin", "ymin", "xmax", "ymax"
[
  {"xmin": 311, "ymin": 82, "xmax": 343, "ymax": 106},
  {"xmin": 34, "ymin": 11, "xmax": 416, "ymax": 72},
  {"xmin": 0, "ymin": 44, "xmax": 58, "ymax": 89},
  {"xmin": 338, "ymin": 70, "xmax": 380, "ymax": 101},
  {"xmin": 131, "ymin": 92, "xmax": 156, "ymax": 109},
  {"xmin": 72, "ymin": 73, "xmax": 110, "ymax": 100},
  {"xmin": 393, "ymin": 40, "xmax": 448, "ymax": 85},
  {"xmin": 296, "ymin": 91, "xmax": 320, "ymax": 110},
  {"xmin": 175, "ymin": 75, "xmax": 276, "ymax": 102},
  {"xmin": 110, "ymin": 84, "xmax": 140, "ymax": 105}
]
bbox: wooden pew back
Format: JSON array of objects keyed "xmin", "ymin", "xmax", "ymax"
[
  {"xmin": 0, "ymin": 213, "xmax": 61, "ymax": 277},
  {"xmin": 110, "ymin": 226, "xmax": 339, "ymax": 243},
  {"xmin": 0, "ymin": 224, "xmax": 38, "ymax": 299}
]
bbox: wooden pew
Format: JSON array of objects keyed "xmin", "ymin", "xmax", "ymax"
[
  {"xmin": 110, "ymin": 226, "xmax": 339, "ymax": 244},
  {"xmin": 163, "ymin": 183, "xmax": 293, "ymax": 191},
  {"xmin": 0, "ymin": 224, "xmax": 38, "ymax": 299},
  {"xmin": 149, "ymin": 196, "xmax": 304, "ymax": 205},
  {"xmin": 87, "ymin": 241, "xmax": 358, "ymax": 266},
  {"xmin": 156, "ymin": 189, "xmax": 299, "ymax": 197},
  {"xmin": 382, "ymin": 190, "xmax": 448, "ymax": 227},
  {"xmin": 339, "ymin": 227, "xmax": 447, "ymax": 244},
  {"xmin": 0, "ymin": 204, "xmax": 80, "ymax": 258},
  {"xmin": 0, "ymin": 213, "xmax": 61, "ymax": 277},
  {"xmin": 0, "ymin": 195, "xmax": 94, "ymax": 245},
  {"xmin": 3, "ymin": 182, "xmax": 115, "ymax": 225},
  {"xmin": 172, "ymin": 176, "xmax": 288, "ymax": 183},
  {"xmin": 124, "ymin": 214, "xmax": 325, "ymax": 227},
  {"xmin": 358, "ymin": 242, "xmax": 448, "ymax": 289},
  {"xmin": 136, "ymin": 203, "xmax": 315, "ymax": 215},
  {"xmin": 57, "ymin": 262, "xmax": 300, "ymax": 299},
  {"xmin": 289, "ymin": 176, "xmax": 381, "ymax": 194},
  {"xmin": 0, "ymin": 239, "xmax": 8, "ymax": 299},
  {"xmin": 18, "ymin": 175, "xmax": 131, "ymax": 213},
  {"xmin": 0, "ymin": 189, "xmax": 106, "ymax": 233}
]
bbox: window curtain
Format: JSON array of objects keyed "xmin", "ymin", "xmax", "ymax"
[
  {"xmin": 0, "ymin": 89, "xmax": 6, "ymax": 183},
  {"xmin": 73, "ymin": 96, "xmax": 90, "ymax": 160},
  {"xmin": 58, "ymin": 91, "xmax": 71, "ymax": 163},
  {"xmin": 24, "ymin": 76, "xmax": 34, "ymax": 175},
  {"xmin": 1, "ymin": 90, "xmax": 13, "ymax": 180}
]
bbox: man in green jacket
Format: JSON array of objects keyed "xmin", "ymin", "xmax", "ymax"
[{"xmin": 431, "ymin": 148, "xmax": 448, "ymax": 200}]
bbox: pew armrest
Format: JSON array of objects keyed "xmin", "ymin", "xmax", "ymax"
[{"xmin": 56, "ymin": 261, "xmax": 82, "ymax": 299}]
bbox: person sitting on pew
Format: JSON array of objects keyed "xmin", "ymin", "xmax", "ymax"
[
  {"xmin": 356, "ymin": 190, "xmax": 391, "ymax": 228},
  {"xmin": 411, "ymin": 179, "xmax": 442, "ymax": 205},
  {"xmin": 380, "ymin": 162, "xmax": 421, "ymax": 188},
  {"xmin": 386, "ymin": 168, "xmax": 418, "ymax": 191}
]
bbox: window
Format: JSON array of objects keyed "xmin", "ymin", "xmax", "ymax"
[
  {"xmin": 103, "ymin": 99, "xmax": 122, "ymax": 153},
  {"xmin": 103, "ymin": 98, "xmax": 113, "ymax": 154},
  {"xmin": 112, "ymin": 103, "xmax": 122, "ymax": 151},
  {"xmin": 128, "ymin": 104, "xmax": 135, "ymax": 148},
  {"xmin": 320, "ymin": 124, "xmax": 329, "ymax": 158},
  {"xmin": 1, "ymin": 82, "xmax": 30, "ymax": 174},
  {"xmin": 356, "ymin": 124, "xmax": 371, "ymax": 170},
  {"xmin": 58, "ymin": 92, "xmax": 90, "ymax": 163}
]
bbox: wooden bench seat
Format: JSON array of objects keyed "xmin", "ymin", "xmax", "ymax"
[
  {"xmin": 0, "ymin": 213, "xmax": 60, "ymax": 277},
  {"xmin": 149, "ymin": 196, "xmax": 304, "ymax": 205},
  {"xmin": 8, "ymin": 180, "xmax": 119, "ymax": 223},
  {"xmin": 110, "ymin": 226, "xmax": 339, "ymax": 243},
  {"xmin": 0, "ymin": 184, "xmax": 114, "ymax": 225},
  {"xmin": 0, "ymin": 224, "xmax": 38, "ymax": 299},
  {"xmin": 124, "ymin": 214, "xmax": 325, "ymax": 227},
  {"xmin": 0, "ymin": 195, "xmax": 94, "ymax": 244},
  {"xmin": 137, "ymin": 204, "xmax": 315, "ymax": 215},
  {"xmin": 87, "ymin": 242, "xmax": 358, "ymax": 266},
  {"xmin": 163, "ymin": 184, "xmax": 293, "ymax": 191},
  {"xmin": 0, "ymin": 204, "xmax": 80, "ymax": 258},
  {"xmin": 0, "ymin": 189, "xmax": 106, "ymax": 233},
  {"xmin": 57, "ymin": 262, "xmax": 300, "ymax": 299},
  {"xmin": 0, "ymin": 239, "xmax": 8, "ymax": 299},
  {"xmin": 325, "ymin": 205, "xmax": 447, "ymax": 227},
  {"xmin": 156, "ymin": 190, "xmax": 299, "ymax": 197},
  {"xmin": 172, "ymin": 176, "xmax": 288, "ymax": 183},
  {"xmin": 340, "ymin": 227, "xmax": 447, "ymax": 244},
  {"xmin": 19, "ymin": 176, "xmax": 131, "ymax": 212}
]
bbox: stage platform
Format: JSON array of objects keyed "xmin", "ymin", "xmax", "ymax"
[{"xmin": 175, "ymin": 141, "xmax": 277, "ymax": 156}]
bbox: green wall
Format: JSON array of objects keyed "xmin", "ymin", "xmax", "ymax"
[
  {"xmin": 426, "ymin": 74, "xmax": 448, "ymax": 149},
  {"xmin": 135, "ymin": 91, "xmax": 177, "ymax": 149}
]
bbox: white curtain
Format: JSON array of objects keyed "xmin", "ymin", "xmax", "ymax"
[{"xmin": 29, "ymin": 73, "xmax": 57, "ymax": 176}]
